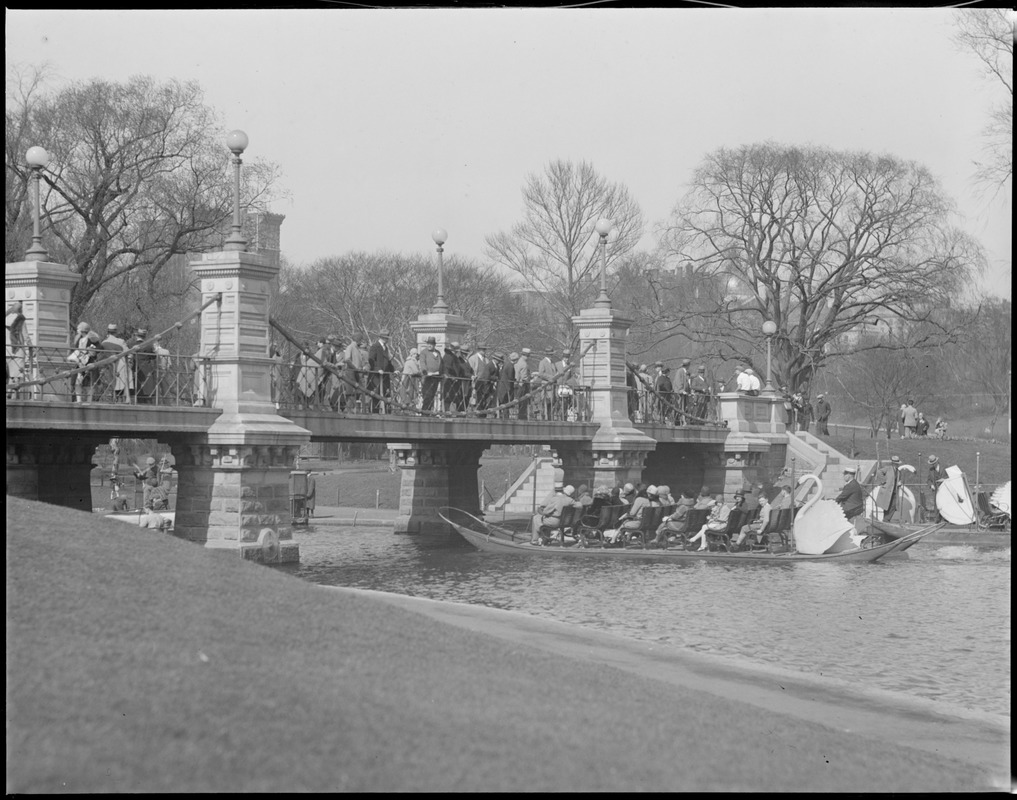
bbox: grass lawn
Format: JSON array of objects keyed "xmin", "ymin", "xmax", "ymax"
[{"xmin": 6, "ymin": 496, "xmax": 1003, "ymax": 792}]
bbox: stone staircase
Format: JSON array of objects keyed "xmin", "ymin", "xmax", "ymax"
[
  {"xmin": 788, "ymin": 432, "xmax": 878, "ymax": 497},
  {"xmin": 485, "ymin": 456, "xmax": 557, "ymax": 515}
]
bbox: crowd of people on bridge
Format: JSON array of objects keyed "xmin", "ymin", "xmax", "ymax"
[
  {"xmin": 277, "ymin": 332, "xmax": 589, "ymax": 421},
  {"xmin": 627, "ymin": 359, "xmax": 717, "ymax": 425}
]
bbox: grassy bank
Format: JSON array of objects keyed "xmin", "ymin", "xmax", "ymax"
[{"xmin": 7, "ymin": 496, "xmax": 1004, "ymax": 792}]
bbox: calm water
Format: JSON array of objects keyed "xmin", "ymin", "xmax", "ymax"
[{"xmin": 290, "ymin": 525, "xmax": 1010, "ymax": 718}]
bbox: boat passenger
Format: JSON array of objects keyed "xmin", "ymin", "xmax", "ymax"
[
  {"xmin": 604, "ymin": 486, "xmax": 660, "ymax": 545},
  {"xmin": 687, "ymin": 493, "xmax": 734, "ymax": 551},
  {"xmin": 619, "ymin": 483, "xmax": 636, "ymax": 506},
  {"xmin": 693, "ymin": 486, "xmax": 716, "ymax": 511},
  {"xmin": 733, "ymin": 488, "xmax": 774, "ymax": 549},
  {"xmin": 652, "ymin": 489, "xmax": 696, "ymax": 547},
  {"xmin": 575, "ymin": 484, "xmax": 594, "ymax": 508},
  {"xmin": 530, "ymin": 485, "xmax": 581, "ymax": 546}
]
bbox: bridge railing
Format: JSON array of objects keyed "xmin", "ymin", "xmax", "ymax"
[
  {"xmin": 6, "ymin": 345, "xmax": 213, "ymax": 407},
  {"xmin": 627, "ymin": 366, "xmax": 724, "ymax": 427},
  {"xmin": 272, "ymin": 361, "xmax": 594, "ymax": 421}
]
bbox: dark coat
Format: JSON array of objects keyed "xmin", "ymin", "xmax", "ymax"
[{"xmin": 834, "ymin": 478, "xmax": 866, "ymax": 519}]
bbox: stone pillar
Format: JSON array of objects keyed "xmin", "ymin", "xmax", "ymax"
[
  {"xmin": 409, "ymin": 312, "xmax": 469, "ymax": 356},
  {"xmin": 716, "ymin": 392, "xmax": 786, "ymax": 435},
  {"xmin": 552, "ymin": 444, "xmax": 595, "ymax": 492},
  {"xmin": 170, "ymin": 440, "xmax": 300, "ymax": 564},
  {"xmin": 5, "ymin": 260, "xmax": 81, "ymax": 400},
  {"xmin": 389, "ymin": 442, "xmax": 487, "ymax": 534},
  {"xmin": 571, "ymin": 305, "xmax": 656, "ymax": 487},
  {"xmin": 184, "ymin": 250, "xmax": 311, "ymax": 563},
  {"xmin": 7, "ymin": 433, "xmax": 104, "ymax": 511}
]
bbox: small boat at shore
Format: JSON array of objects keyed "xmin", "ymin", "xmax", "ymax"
[
  {"xmin": 439, "ymin": 507, "xmax": 939, "ymax": 564},
  {"xmin": 864, "ymin": 518, "xmax": 1010, "ymax": 548}
]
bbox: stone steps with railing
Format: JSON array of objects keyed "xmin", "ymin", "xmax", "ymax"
[
  {"xmin": 486, "ymin": 456, "xmax": 557, "ymax": 514},
  {"xmin": 788, "ymin": 431, "xmax": 878, "ymax": 496}
]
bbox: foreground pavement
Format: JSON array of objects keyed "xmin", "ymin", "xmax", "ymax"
[{"xmin": 7, "ymin": 497, "xmax": 1009, "ymax": 792}]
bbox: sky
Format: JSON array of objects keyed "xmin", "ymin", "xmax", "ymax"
[{"xmin": 5, "ymin": 7, "xmax": 1012, "ymax": 299}]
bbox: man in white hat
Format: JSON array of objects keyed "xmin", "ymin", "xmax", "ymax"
[
  {"xmin": 834, "ymin": 466, "xmax": 865, "ymax": 521},
  {"xmin": 71, "ymin": 321, "xmax": 102, "ymax": 403}
]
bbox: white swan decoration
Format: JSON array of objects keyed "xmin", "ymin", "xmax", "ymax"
[
  {"xmin": 863, "ymin": 464, "xmax": 917, "ymax": 523},
  {"xmin": 989, "ymin": 481, "xmax": 1011, "ymax": 519},
  {"xmin": 794, "ymin": 475, "xmax": 865, "ymax": 554}
]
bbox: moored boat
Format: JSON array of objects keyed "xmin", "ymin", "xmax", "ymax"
[
  {"xmin": 864, "ymin": 518, "xmax": 1010, "ymax": 548},
  {"xmin": 104, "ymin": 509, "xmax": 175, "ymax": 530},
  {"xmin": 439, "ymin": 506, "xmax": 938, "ymax": 564}
]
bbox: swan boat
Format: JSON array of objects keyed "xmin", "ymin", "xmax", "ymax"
[{"xmin": 104, "ymin": 508, "xmax": 175, "ymax": 530}]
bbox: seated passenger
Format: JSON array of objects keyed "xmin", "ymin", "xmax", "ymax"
[
  {"xmin": 530, "ymin": 485, "xmax": 580, "ymax": 545},
  {"xmin": 604, "ymin": 485, "xmax": 660, "ymax": 544},
  {"xmin": 733, "ymin": 485, "xmax": 775, "ymax": 549},
  {"xmin": 693, "ymin": 486, "xmax": 716, "ymax": 511},
  {"xmin": 652, "ymin": 489, "xmax": 696, "ymax": 547},
  {"xmin": 687, "ymin": 493, "xmax": 734, "ymax": 551}
]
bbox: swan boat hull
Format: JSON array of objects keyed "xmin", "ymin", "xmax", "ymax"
[
  {"xmin": 865, "ymin": 518, "xmax": 1008, "ymax": 548},
  {"xmin": 439, "ymin": 508, "xmax": 933, "ymax": 564}
]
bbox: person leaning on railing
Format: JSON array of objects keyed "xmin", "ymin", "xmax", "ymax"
[{"xmin": 70, "ymin": 322, "xmax": 102, "ymax": 403}]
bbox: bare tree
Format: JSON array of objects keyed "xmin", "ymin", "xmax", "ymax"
[
  {"xmin": 485, "ymin": 159, "xmax": 644, "ymax": 347},
  {"xmin": 829, "ymin": 326, "xmax": 937, "ymax": 438},
  {"xmin": 5, "ymin": 72, "xmax": 283, "ymax": 322},
  {"xmin": 953, "ymin": 8, "xmax": 1013, "ymax": 193},
  {"xmin": 275, "ymin": 253, "xmax": 535, "ymax": 361},
  {"xmin": 659, "ymin": 143, "xmax": 986, "ymax": 393}
]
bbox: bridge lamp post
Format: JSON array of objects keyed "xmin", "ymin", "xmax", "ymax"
[
  {"xmin": 224, "ymin": 130, "xmax": 249, "ymax": 251},
  {"xmin": 594, "ymin": 218, "xmax": 613, "ymax": 309},
  {"xmin": 25, "ymin": 146, "xmax": 51, "ymax": 262},
  {"xmin": 431, "ymin": 228, "xmax": 448, "ymax": 312},
  {"xmin": 762, "ymin": 319, "xmax": 777, "ymax": 393}
]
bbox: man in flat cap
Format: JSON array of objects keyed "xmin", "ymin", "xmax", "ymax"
[
  {"xmin": 535, "ymin": 346, "xmax": 556, "ymax": 420},
  {"xmin": 834, "ymin": 465, "xmax": 865, "ymax": 521},
  {"xmin": 441, "ymin": 340, "xmax": 463, "ymax": 413},
  {"xmin": 100, "ymin": 323, "xmax": 130, "ymax": 403},
  {"xmin": 368, "ymin": 329, "xmax": 395, "ymax": 413},
  {"xmin": 497, "ymin": 352, "xmax": 516, "ymax": 419},
  {"xmin": 419, "ymin": 336, "xmax": 442, "ymax": 412},
  {"xmin": 815, "ymin": 392, "xmax": 832, "ymax": 436},
  {"xmin": 515, "ymin": 349, "xmax": 532, "ymax": 420},
  {"xmin": 690, "ymin": 364, "xmax": 709, "ymax": 421}
]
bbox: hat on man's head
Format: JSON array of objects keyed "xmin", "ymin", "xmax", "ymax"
[
  {"xmin": 563, "ymin": 485, "xmax": 575, "ymax": 497},
  {"xmin": 136, "ymin": 329, "xmax": 148, "ymax": 336},
  {"xmin": 509, "ymin": 351, "xmax": 519, "ymax": 361},
  {"xmin": 146, "ymin": 457, "xmax": 156, "ymax": 465},
  {"xmin": 545, "ymin": 346, "xmax": 554, "ymax": 355},
  {"xmin": 426, "ymin": 336, "xmax": 436, "ymax": 345},
  {"xmin": 928, "ymin": 455, "xmax": 938, "ymax": 465},
  {"xmin": 493, "ymin": 351, "xmax": 503, "ymax": 361},
  {"xmin": 554, "ymin": 481, "xmax": 564, "ymax": 490},
  {"xmin": 655, "ymin": 361, "xmax": 663, "ymax": 367},
  {"xmin": 843, "ymin": 466, "xmax": 857, "ymax": 474},
  {"xmin": 475, "ymin": 343, "xmax": 486, "ymax": 350},
  {"xmin": 682, "ymin": 359, "xmax": 691, "ymax": 366},
  {"xmin": 521, "ymin": 347, "xmax": 531, "ymax": 355},
  {"xmin": 378, "ymin": 329, "xmax": 390, "ymax": 338},
  {"xmin": 107, "ymin": 323, "xmax": 118, "ymax": 332},
  {"xmin": 697, "ymin": 365, "xmax": 706, "ymax": 371},
  {"xmin": 817, "ymin": 393, "xmax": 825, "ymax": 398},
  {"xmin": 890, "ymin": 455, "xmax": 901, "ymax": 464},
  {"xmin": 647, "ymin": 485, "xmax": 658, "ymax": 496},
  {"xmin": 745, "ymin": 368, "xmax": 754, "ymax": 374},
  {"xmin": 450, "ymin": 341, "xmax": 460, "ymax": 349}
]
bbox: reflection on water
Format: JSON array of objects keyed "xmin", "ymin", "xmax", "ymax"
[{"xmin": 292, "ymin": 526, "xmax": 1010, "ymax": 717}]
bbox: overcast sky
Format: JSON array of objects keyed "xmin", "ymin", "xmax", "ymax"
[{"xmin": 6, "ymin": 8, "xmax": 1012, "ymax": 298}]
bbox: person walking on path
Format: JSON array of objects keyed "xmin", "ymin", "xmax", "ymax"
[{"xmin": 814, "ymin": 393, "xmax": 832, "ymax": 436}]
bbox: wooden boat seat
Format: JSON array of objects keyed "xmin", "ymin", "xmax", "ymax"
[
  {"xmin": 577, "ymin": 504, "xmax": 625, "ymax": 547},
  {"xmin": 754, "ymin": 508, "xmax": 788, "ymax": 552},
  {"xmin": 538, "ymin": 503, "xmax": 584, "ymax": 545},
  {"xmin": 705, "ymin": 507, "xmax": 747, "ymax": 552},
  {"xmin": 678, "ymin": 507, "xmax": 712, "ymax": 549}
]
